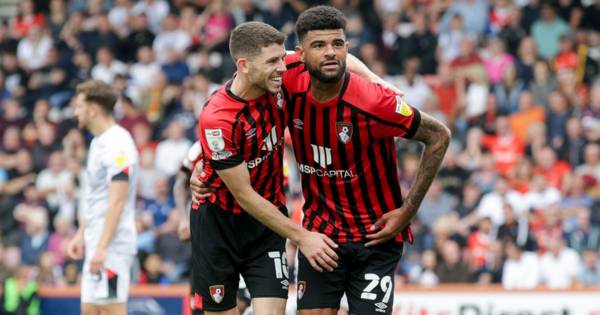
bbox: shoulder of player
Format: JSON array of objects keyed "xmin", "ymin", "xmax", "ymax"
[
  {"xmin": 200, "ymin": 90, "xmax": 245, "ymax": 125},
  {"xmin": 341, "ymin": 74, "xmax": 395, "ymax": 114}
]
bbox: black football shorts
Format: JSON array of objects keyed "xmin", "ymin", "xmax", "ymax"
[
  {"xmin": 297, "ymin": 240, "xmax": 403, "ymax": 314},
  {"xmin": 190, "ymin": 202, "xmax": 289, "ymax": 312}
]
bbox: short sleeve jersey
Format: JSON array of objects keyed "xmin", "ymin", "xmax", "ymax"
[
  {"xmin": 198, "ymin": 81, "xmax": 287, "ymax": 214},
  {"xmin": 282, "ymin": 55, "xmax": 420, "ymax": 243},
  {"xmin": 84, "ymin": 124, "xmax": 138, "ymax": 256}
]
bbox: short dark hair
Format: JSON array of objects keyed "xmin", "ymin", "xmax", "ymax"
[
  {"xmin": 75, "ymin": 80, "xmax": 118, "ymax": 113},
  {"xmin": 295, "ymin": 5, "xmax": 347, "ymax": 43},
  {"xmin": 229, "ymin": 22, "xmax": 285, "ymax": 61}
]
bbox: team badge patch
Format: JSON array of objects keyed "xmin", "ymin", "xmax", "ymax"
[
  {"xmin": 297, "ymin": 281, "xmax": 306, "ymax": 300},
  {"xmin": 209, "ymin": 285, "xmax": 224, "ymax": 304},
  {"xmin": 205, "ymin": 129, "xmax": 225, "ymax": 152},
  {"xmin": 337, "ymin": 122, "xmax": 353, "ymax": 144},
  {"xmin": 395, "ymin": 95, "xmax": 413, "ymax": 117}
]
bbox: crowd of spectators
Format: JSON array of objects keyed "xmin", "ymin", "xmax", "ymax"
[{"xmin": 0, "ymin": 0, "xmax": 599, "ymax": 294}]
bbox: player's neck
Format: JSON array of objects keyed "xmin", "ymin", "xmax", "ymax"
[
  {"xmin": 90, "ymin": 116, "xmax": 116, "ymax": 136},
  {"xmin": 230, "ymin": 74, "xmax": 264, "ymax": 102},
  {"xmin": 310, "ymin": 74, "xmax": 344, "ymax": 103}
]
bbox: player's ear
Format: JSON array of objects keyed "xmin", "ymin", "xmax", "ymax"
[
  {"xmin": 236, "ymin": 57, "xmax": 250, "ymax": 75},
  {"xmin": 295, "ymin": 46, "xmax": 304, "ymax": 63}
]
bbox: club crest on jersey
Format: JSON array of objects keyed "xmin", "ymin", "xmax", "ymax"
[
  {"xmin": 276, "ymin": 92, "xmax": 284, "ymax": 109},
  {"xmin": 395, "ymin": 96, "xmax": 413, "ymax": 117},
  {"xmin": 297, "ymin": 281, "xmax": 306, "ymax": 300},
  {"xmin": 205, "ymin": 129, "xmax": 225, "ymax": 152},
  {"xmin": 209, "ymin": 285, "xmax": 224, "ymax": 304},
  {"xmin": 337, "ymin": 122, "xmax": 353, "ymax": 144}
]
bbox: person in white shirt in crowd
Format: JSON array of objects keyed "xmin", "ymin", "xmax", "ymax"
[
  {"xmin": 154, "ymin": 119, "xmax": 191, "ymax": 178},
  {"xmin": 578, "ymin": 248, "xmax": 600, "ymax": 286},
  {"xmin": 66, "ymin": 80, "xmax": 138, "ymax": 315},
  {"xmin": 540, "ymin": 234, "xmax": 582, "ymax": 289},
  {"xmin": 131, "ymin": 0, "xmax": 169, "ymax": 34},
  {"xmin": 523, "ymin": 173, "xmax": 562, "ymax": 212},
  {"xmin": 385, "ymin": 56, "xmax": 432, "ymax": 109},
  {"xmin": 91, "ymin": 47, "xmax": 128, "ymax": 84},
  {"xmin": 108, "ymin": 0, "xmax": 133, "ymax": 38},
  {"xmin": 502, "ymin": 240, "xmax": 541, "ymax": 289},
  {"xmin": 476, "ymin": 177, "xmax": 526, "ymax": 228},
  {"xmin": 152, "ymin": 14, "xmax": 191, "ymax": 64},
  {"xmin": 127, "ymin": 45, "xmax": 161, "ymax": 103},
  {"xmin": 35, "ymin": 151, "xmax": 72, "ymax": 212},
  {"xmin": 17, "ymin": 25, "xmax": 53, "ymax": 72}
]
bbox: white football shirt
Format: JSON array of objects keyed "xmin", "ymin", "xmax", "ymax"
[{"xmin": 83, "ymin": 124, "xmax": 138, "ymax": 257}]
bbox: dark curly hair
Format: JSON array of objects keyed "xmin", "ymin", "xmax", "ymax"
[{"xmin": 295, "ymin": 5, "xmax": 347, "ymax": 43}]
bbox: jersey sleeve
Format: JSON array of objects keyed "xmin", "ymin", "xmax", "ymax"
[
  {"xmin": 104, "ymin": 136, "xmax": 137, "ymax": 183},
  {"xmin": 199, "ymin": 112, "xmax": 243, "ymax": 170},
  {"xmin": 365, "ymin": 83, "xmax": 421, "ymax": 139}
]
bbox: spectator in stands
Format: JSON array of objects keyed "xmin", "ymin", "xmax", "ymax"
[
  {"xmin": 91, "ymin": 46, "xmax": 127, "ymax": 84},
  {"xmin": 509, "ymin": 91, "xmax": 545, "ymax": 142},
  {"xmin": 47, "ymin": 215, "xmax": 73, "ymax": 267},
  {"xmin": 540, "ymin": 234, "xmax": 581, "ymax": 289},
  {"xmin": 143, "ymin": 175, "xmax": 174, "ymax": 229},
  {"xmin": 1, "ymin": 266, "xmax": 40, "ymax": 315},
  {"xmin": 152, "ymin": 14, "xmax": 191, "ymax": 64},
  {"xmin": 523, "ymin": 174, "xmax": 562, "ymax": 212},
  {"xmin": 124, "ymin": 13, "xmax": 156, "ymax": 63},
  {"xmin": 11, "ymin": 0, "xmax": 45, "ymax": 38},
  {"xmin": 411, "ymin": 250, "xmax": 439, "ymax": 287},
  {"xmin": 497, "ymin": 203, "xmax": 535, "ymax": 250},
  {"xmin": 532, "ymin": 3, "xmax": 571, "ymax": 60},
  {"xmin": 533, "ymin": 146, "xmax": 571, "ymax": 189},
  {"xmin": 19, "ymin": 209, "xmax": 49, "ymax": 266},
  {"xmin": 566, "ymin": 207, "xmax": 600, "ymax": 253},
  {"xmin": 417, "ymin": 180, "xmax": 454, "ymax": 229},
  {"xmin": 154, "ymin": 120, "xmax": 191, "ymax": 178},
  {"xmin": 160, "ymin": 49, "xmax": 191, "ymax": 85},
  {"xmin": 435, "ymin": 239, "xmax": 471, "ymax": 283},
  {"xmin": 35, "ymin": 151, "xmax": 71, "ymax": 215},
  {"xmin": 131, "ymin": 0, "xmax": 169, "ymax": 35},
  {"xmin": 140, "ymin": 253, "xmax": 168, "ymax": 284},
  {"xmin": 439, "ymin": 0, "xmax": 489, "ymax": 36},
  {"xmin": 17, "ymin": 26, "xmax": 53, "ymax": 72},
  {"xmin": 482, "ymin": 116, "xmax": 525, "ymax": 176},
  {"xmin": 502, "ymin": 240, "xmax": 541, "ymax": 289},
  {"xmin": 484, "ymin": 37, "xmax": 515, "ymax": 85},
  {"xmin": 475, "ymin": 177, "xmax": 525, "ymax": 228},
  {"xmin": 437, "ymin": 144, "xmax": 471, "ymax": 202},
  {"xmin": 128, "ymin": 46, "xmax": 161, "ymax": 103},
  {"xmin": 578, "ymin": 248, "xmax": 600, "ymax": 286},
  {"xmin": 493, "ymin": 63, "xmax": 526, "ymax": 114}
]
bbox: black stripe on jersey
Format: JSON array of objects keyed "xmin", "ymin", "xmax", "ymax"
[
  {"xmin": 286, "ymin": 61, "xmax": 303, "ymax": 70},
  {"xmin": 256, "ymin": 102, "xmax": 276, "ymax": 199},
  {"xmin": 334, "ymin": 104, "xmax": 366, "ymax": 238},
  {"xmin": 383, "ymin": 139, "xmax": 403, "ymax": 206},
  {"xmin": 293, "ymin": 93, "xmax": 315, "ymax": 210},
  {"xmin": 404, "ymin": 109, "xmax": 421, "ymax": 139},
  {"xmin": 346, "ymin": 104, "xmax": 377, "ymax": 231},
  {"xmin": 365, "ymin": 116, "xmax": 393, "ymax": 212},
  {"xmin": 308, "ymin": 102, "xmax": 329, "ymax": 232},
  {"xmin": 323, "ymin": 106, "xmax": 347, "ymax": 241}
]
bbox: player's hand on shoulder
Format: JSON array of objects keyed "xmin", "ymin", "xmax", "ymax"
[
  {"xmin": 66, "ymin": 232, "xmax": 84, "ymax": 260},
  {"xmin": 365, "ymin": 207, "xmax": 413, "ymax": 247},
  {"xmin": 298, "ymin": 230, "xmax": 339, "ymax": 272}
]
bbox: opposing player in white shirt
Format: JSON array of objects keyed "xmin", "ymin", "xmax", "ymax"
[{"xmin": 67, "ymin": 80, "xmax": 139, "ymax": 315}]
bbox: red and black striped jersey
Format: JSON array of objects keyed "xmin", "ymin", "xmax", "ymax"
[
  {"xmin": 198, "ymin": 81, "xmax": 287, "ymax": 214},
  {"xmin": 282, "ymin": 55, "xmax": 421, "ymax": 243}
]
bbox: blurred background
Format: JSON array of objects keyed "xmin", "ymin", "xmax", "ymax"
[{"xmin": 0, "ymin": 0, "xmax": 599, "ymax": 313}]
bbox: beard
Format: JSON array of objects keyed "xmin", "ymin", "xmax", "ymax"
[{"xmin": 306, "ymin": 60, "xmax": 346, "ymax": 84}]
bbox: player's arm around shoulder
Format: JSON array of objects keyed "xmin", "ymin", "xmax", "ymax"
[{"xmin": 215, "ymin": 164, "xmax": 339, "ymax": 272}]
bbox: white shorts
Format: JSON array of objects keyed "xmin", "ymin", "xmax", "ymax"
[{"xmin": 81, "ymin": 252, "xmax": 134, "ymax": 305}]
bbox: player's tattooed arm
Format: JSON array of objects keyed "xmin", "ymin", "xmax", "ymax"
[
  {"xmin": 366, "ymin": 112, "xmax": 450, "ymax": 246},
  {"xmin": 403, "ymin": 112, "xmax": 451, "ymax": 213}
]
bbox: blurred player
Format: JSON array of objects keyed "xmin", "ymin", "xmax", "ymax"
[
  {"xmin": 282, "ymin": 6, "xmax": 451, "ymax": 314},
  {"xmin": 192, "ymin": 22, "xmax": 338, "ymax": 315},
  {"xmin": 67, "ymin": 80, "xmax": 138, "ymax": 315}
]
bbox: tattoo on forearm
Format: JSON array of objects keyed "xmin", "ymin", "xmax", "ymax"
[{"xmin": 405, "ymin": 113, "xmax": 451, "ymax": 214}]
